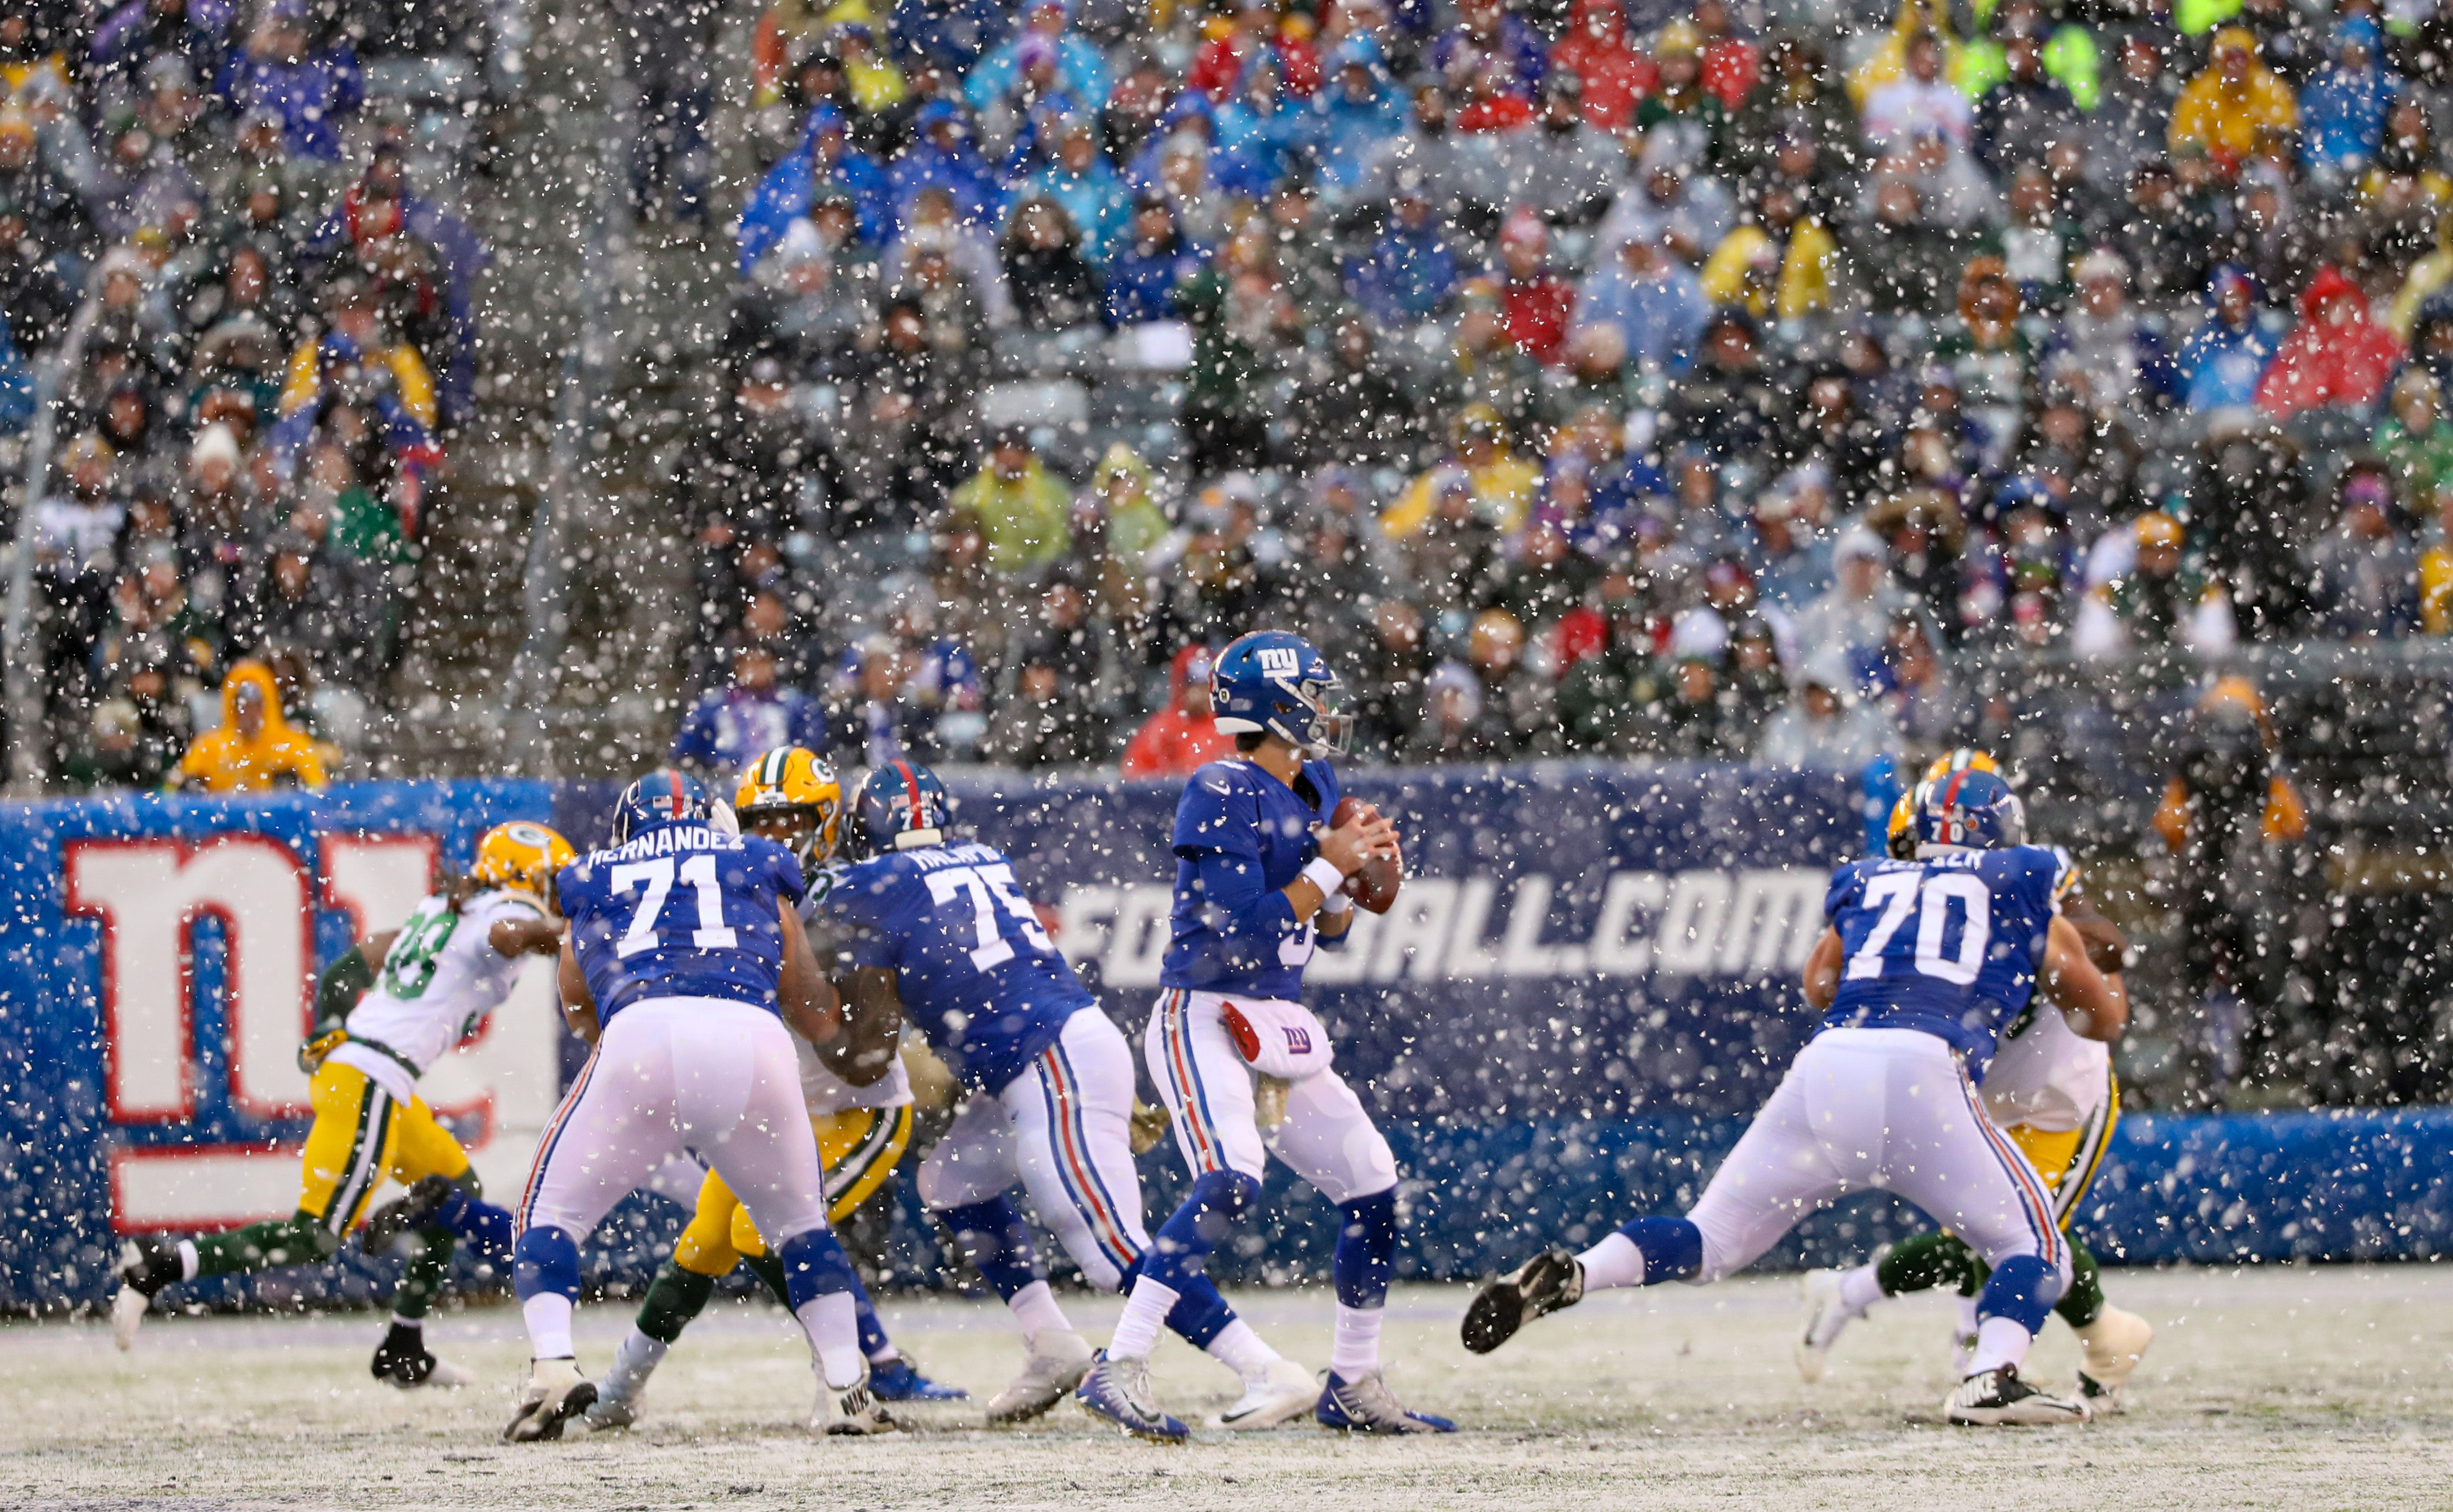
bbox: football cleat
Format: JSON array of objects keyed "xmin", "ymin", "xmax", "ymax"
[
  {"xmin": 1795, "ymin": 1268, "xmax": 1858, "ymax": 1384},
  {"xmin": 371, "ymin": 1324, "xmax": 471, "ymax": 1388},
  {"xmin": 987, "ymin": 1328, "xmax": 1093, "ymax": 1424},
  {"xmin": 1316, "ymin": 1369, "xmax": 1456, "ymax": 1434},
  {"xmin": 1944, "ymin": 1366, "xmax": 2091, "ymax": 1426},
  {"xmin": 504, "ymin": 1358, "xmax": 597, "ymax": 1443},
  {"xmin": 1214, "ymin": 1356, "xmax": 1318, "ymax": 1430},
  {"xmin": 359, "ymin": 1174, "xmax": 457, "ymax": 1254},
  {"xmin": 1461, "ymin": 1247, "xmax": 1584, "ymax": 1355},
  {"xmin": 111, "ymin": 1237, "xmax": 181, "ymax": 1350},
  {"xmin": 1075, "ymin": 1351, "xmax": 1189, "ymax": 1444},
  {"xmin": 814, "ymin": 1377, "xmax": 897, "ymax": 1436},
  {"xmin": 579, "ymin": 1395, "xmax": 638, "ymax": 1432},
  {"xmin": 869, "ymin": 1356, "xmax": 968, "ymax": 1402},
  {"xmin": 2074, "ymin": 1305, "xmax": 2154, "ymax": 1412}
]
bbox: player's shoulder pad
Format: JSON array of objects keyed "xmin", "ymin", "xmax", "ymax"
[{"xmin": 1187, "ymin": 758, "xmax": 1256, "ymax": 798}]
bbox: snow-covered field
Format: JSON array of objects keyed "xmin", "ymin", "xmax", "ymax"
[{"xmin": 7, "ymin": 1264, "xmax": 2451, "ymax": 1510}]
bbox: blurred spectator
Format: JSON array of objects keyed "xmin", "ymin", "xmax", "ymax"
[
  {"xmin": 671, "ymin": 636, "xmax": 829, "ymax": 778},
  {"xmin": 1102, "ymin": 192, "xmax": 1203, "ymax": 323},
  {"xmin": 168, "ymin": 658, "xmax": 326, "ymax": 791},
  {"xmin": 2255, "ymin": 265, "xmax": 2405, "ymax": 419},
  {"xmin": 2073, "ymin": 511, "xmax": 2236, "ymax": 662},
  {"xmin": 2169, "ymin": 28, "xmax": 2297, "ymax": 165},
  {"xmin": 1572, "ymin": 232, "xmax": 1708, "ymax": 374},
  {"xmin": 2178, "ymin": 263, "xmax": 2287, "ymax": 413},
  {"xmin": 1120, "ymin": 644, "xmax": 1231, "ymax": 777},
  {"xmin": 949, "ymin": 427, "xmax": 1073, "ymax": 575},
  {"xmin": 1546, "ymin": 0, "xmax": 1651, "ymax": 131},
  {"xmin": 1003, "ymin": 197, "xmax": 1102, "ymax": 331},
  {"xmin": 1755, "ymin": 664, "xmax": 1900, "ymax": 770},
  {"xmin": 218, "ymin": 2, "xmax": 361, "ymax": 163},
  {"xmin": 2298, "ymin": 17, "xmax": 2394, "ymax": 179},
  {"xmin": 2305, "ymin": 469, "xmax": 2420, "ymax": 636}
]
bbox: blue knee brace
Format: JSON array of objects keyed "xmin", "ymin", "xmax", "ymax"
[
  {"xmin": 938, "ymin": 1198, "xmax": 1043, "ymax": 1301},
  {"xmin": 1335, "ymin": 1189, "xmax": 1397, "ymax": 1310},
  {"xmin": 774, "ymin": 1228, "xmax": 861, "ymax": 1313},
  {"xmin": 511, "ymin": 1224, "xmax": 580, "ymax": 1303},
  {"xmin": 1614, "ymin": 1216, "xmax": 1703, "ymax": 1284},
  {"xmin": 1976, "ymin": 1253, "xmax": 2063, "ymax": 1335}
]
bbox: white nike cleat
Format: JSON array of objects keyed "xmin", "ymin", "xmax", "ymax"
[
  {"xmin": 503, "ymin": 1358, "xmax": 596, "ymax": 1443},
  {"xmin": 1795, "ymin": 1268, "xmax": 1856, "ymax": 1383},
  {"xmin": 814, "ymin": 1376, "xmax": 897, "ymax": 1436},
  {"xmin": 110, "ymin": 1284, "xmax": 151, "ymax": 1351},
  {"xmin": 987, "ymin": 1327, "xmax": 1094, "ymax": 1424},
  {"xmin": 1213, "ymin": 1356, "xmax": 1318, "ymax": 1430},
  {"xmin": 1944, "ymin": 1365, "xmax": 2091, "ymax": 1426},
  {"xmin": 2074, "ymin": 1305, "xmax": 2153, "ymax": 1412}
]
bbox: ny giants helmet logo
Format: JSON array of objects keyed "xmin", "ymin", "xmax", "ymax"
[{"xmin": 1257, "ymin": 646, "xmax": 1302, "ymax": 678}]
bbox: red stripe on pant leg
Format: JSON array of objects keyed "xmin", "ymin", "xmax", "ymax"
[
  {"xmin": 519, "ymin": 1050, "xmax": 599, "ymax": 1229},
  {"xmin": 1042, "ymin": 1049, "xmax": 1137, "ymax": 1272},
  {"xmin": 1961, "ymin": 1069, "xmax": 2062, "ymax": 1270},
  {"xmin": 1164, "ymin": 994, "xmax": 1221, "ymax": 1174}
]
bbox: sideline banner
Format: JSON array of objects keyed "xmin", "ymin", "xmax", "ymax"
[{"xmin": 3, "ymin": 770, "xmax": 2446, "ymax": 1310}]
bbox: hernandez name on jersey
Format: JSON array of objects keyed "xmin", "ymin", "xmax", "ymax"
[{"xmin": 557, "ymin": 824, "xmax": 808, "ymax": 1022}]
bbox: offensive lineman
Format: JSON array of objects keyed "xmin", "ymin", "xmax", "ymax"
[
  {"xmin": 1463, "ymin": 770, "xmax": 2129, "ymax": 1426},
  {"xmin": 1085, "ymin": 630, "xmax": 1455, "ymax": 1440},
  {"xmin": 577, "ymin": 747, "xmax": 963, "ymax": 1422},
  {"xmin": 110, "ymin": 820, "xmax": 573, "ymax": 1388},
  {"xmin": 827, "ymin": 759, "xmax": 1321, "ymax": 1430},
  {"xmin": 1797, "ymin": 751, "xmax": 2154, "ymax": 1408},
  {"xmin": 503, "ymin": 770, "xmax": 884, "ymax": 1441}
]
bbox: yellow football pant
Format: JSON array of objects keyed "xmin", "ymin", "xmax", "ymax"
[
  {"xmin": 671, "ymin": 1105, "xmax": 914, "ymax": 1278},
  {"xmin": 2002, "ymin": 1075, "xmax": 2120, "ymax": 1232},
  {"xmin": 298, "ymin": 1060, "xmax": 470, "ymax": 1237}
]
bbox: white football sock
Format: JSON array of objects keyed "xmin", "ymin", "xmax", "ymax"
[
  {"xmin": 522, "ymin": 1293, "xmax": 575, "ymax": 1361},
  {"xmin": 1204, "ymin": 1317, "xmax": 1283, "ymax": 1386},
  {"xmin": 599, "ymin": 1327, "xmax": 667, "ymax": 1403},
  {"xmin": 1839, "ymin": 1265, "xmax": 1886, "ymax": 1313},
  {"xmin": 1329, "ymin": 1304, "xmax": 1383, "ymax": 1382},
  {"xmin": 1007, "ymin": 1279, "xmax": 1072, "ymax": 1344},
  {"xmin": 795, "ymin": 1292, "xmax": 865, "ymax": 1389},
  {"xmin": 388, "ymin": 1313, "xmax": 422, "ymax": 1334},
  {"xmin": 1964, "ymin": 1316, "xmax": 2034, "ymax": 1377},
  {"xmin": 1576, "ymin": 1233, "xmax": 1644, "ymax": 1292},
  {"xmin": 176, "ymin": 1240, "xmax": 200, "ymax": 1282},
  {"xmin": 1955, "ymin": 1294, "xmax": 1982, "ymax": 1339},
  {"xmin": 1105, "ymin": 1276, "xmax": 1178, "ymax": 1362}
]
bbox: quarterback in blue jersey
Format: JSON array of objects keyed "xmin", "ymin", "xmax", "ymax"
[
  {"xmin": 503, "ymin": 770, "xmax": 890, "ymax": 1443},
  {"xmin": 1463, "ymin": 768, "xmax": 2131, "ymax": 1428},
  {"xmin": 819, "ymin": 760, "xmax": 1321, "ymax": 1431},
  {"xmin": 1085, "ymin": 631, "xmax": 1455, "ymax": 1443}
]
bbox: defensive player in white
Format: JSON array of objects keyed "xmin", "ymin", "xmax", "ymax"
[
  {"xmin": 110, "ymin": 820, "xmax": 573, "ymax": 1388},
  {"xmin": 1083, "ymin": 631, "xmax": 1454, "ymax": 1440},
  {"xmin": 1797, "ymin": 752, "xmax": 2155, "ymax": 1409},
  {"xmin": 578, "ymin": 747, "xmax": 964, "ymax": 1426},
  {"xmin": 502, "ymin": 771, "xmax": 884, "ymax": 1442},
  {"xmin": 1464, "ymin": 770, "xmax": 2130, "ymax": 1426}
]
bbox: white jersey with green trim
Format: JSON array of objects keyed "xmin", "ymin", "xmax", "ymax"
[
  {"xmin": 797, "ymin": 869, "xmax": 912, "ymax": 1117},
  {"xmin": 1979, "ymin": 848, "xmax": 2112, "ymax": 1134},
  {"xmin": 327, "ymin": 888, "xmax": 543, "ymax": 1104}
]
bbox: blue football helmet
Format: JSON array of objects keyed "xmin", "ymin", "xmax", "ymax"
[
  {"xmin": 611, "ymin": 767, "xmax": 711, "ymax": 845},
  {"xmin": 1911, "ymin": 767, "xmax": 2026, "ymax": 854},
  {"xmin": 1209, "ymin": 631, "xmax": 1350, "ymax": 754},
  {"xmin": 850, "ymin": 759, "xmax": 954, "ymax": 859}
]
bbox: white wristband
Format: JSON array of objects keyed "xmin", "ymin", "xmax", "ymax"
[
  {"xmin": 1319, "ymin": 888, "xmax": 1355, "ymax": 918},
  {"xmin": 1301, "ymin": 857, "xmax": 1347, "ymax": 898}
]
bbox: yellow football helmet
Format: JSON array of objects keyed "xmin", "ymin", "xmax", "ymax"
[
  {"xmin": 734, "ymin": 746, "xmax": 844, "ymax": 878},
  {"xmin": 471, "ymin": 820, "xmax": 576, "ymax": 898},
  {"xmin": 1923, "ymin": 747, "xmax": 2001, "ymax": 783}
]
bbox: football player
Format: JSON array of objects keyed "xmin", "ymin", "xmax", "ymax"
[
  {"xmin": 1086, "ymin": 631, "xmax": 1455, "ymax": 1441},
  {"xmin": 577, "ymin": 747, "xmax": 963, "ymax": 1424},
  {"xmin": 1796, "ymin": 750, "xmax": 2154, "ymax": 1409},
  {"xmin": 503, "ymin": 770, "xmax": 885, "ymax": 1441},
  {"xmin": 109, "ymin": 820, "xmax": 574, "ymax": 1389},
  {"xmin": 829, "ymin": 759, "xmax": 1322, "ymax": 1432},
  {"xmin": 1464, "ymin": 770, "xmax": 2128, "ymax": 1426}
]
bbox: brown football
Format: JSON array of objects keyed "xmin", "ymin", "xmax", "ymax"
[{"xmin": 1330, "ymin": 796, "xmax": 1403, "ymax": 914}]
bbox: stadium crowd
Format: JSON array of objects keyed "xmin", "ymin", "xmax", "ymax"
[
  {"xmin": 675, "ymin": 0, "xmax": 2453, "ymax": 782},
  {"xmin": 10, "ymin": 0, "xmax": 2453, "ymax": 792},
  {"xmin": 2, "ymin": 0, "xmax": 484, "ymax": 790}
]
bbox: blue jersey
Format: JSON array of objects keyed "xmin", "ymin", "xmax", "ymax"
[
  {"xmin": 822, "ymin": 840, "xmax": 1092, "ymax": 1096},
  {"xmin": 558, "ymin": 822, "xmax": 807, "ymax": 1022},
  {"xmin": 1822, "ymin": 845, "xmax": 2066, "ymax": 1077},
  {"xmin": 1159, "ymin": 756, "xmax": 1343, "ymax": 1001}
]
